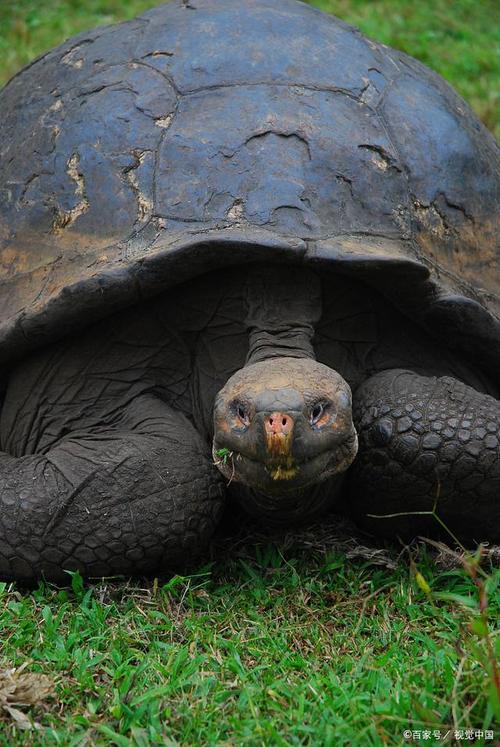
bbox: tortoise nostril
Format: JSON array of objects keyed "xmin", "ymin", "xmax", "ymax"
[{"xmin": 265, "ymin": 412, "xmax": 293, "ymax": 435}]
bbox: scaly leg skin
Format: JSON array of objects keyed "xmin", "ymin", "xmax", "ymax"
[
  {"xmin": 347, "ymin": 369, "xmax": 500, "ymax": 544},
  {"xmin": 0, "ymin": 394, "xmax": 225, "ymax": 582}
]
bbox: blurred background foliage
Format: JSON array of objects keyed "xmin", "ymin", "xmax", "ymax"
[{"xmin": 0, "ymin": 0, "xmax": 498, "ymax": 137}]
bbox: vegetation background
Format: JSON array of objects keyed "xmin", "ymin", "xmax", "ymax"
[
  {"xmin": 0, "ymin": 1, "xmax": 499, "ymax": 745},
  {"xmin": 1, "ymin": 0, "xmax": 499, "ymax": 137}
]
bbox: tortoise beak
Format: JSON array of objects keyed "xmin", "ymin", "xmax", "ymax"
[{"xmin": 263, "ymin": 411, "xmax": 298, "ymax": 480}]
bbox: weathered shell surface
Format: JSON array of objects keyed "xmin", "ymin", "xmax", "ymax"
[{"xmin": 0, "ymin": 0, "xmax": 498, "ymax": 375}]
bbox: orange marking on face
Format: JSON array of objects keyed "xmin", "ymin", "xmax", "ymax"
[
  {"xmin": 316, "ymin": 411, "xmax": 331, "ymax": 429},
  {"xmin": 216, "ymin": 418, "xmax": 232, "ymax": 435},
  {"xmin": 270, "ymin": 460, "xmax": 299, "ymax": 481},
  {"xmin": 266, "ymin": 431, "xmax": 293, "ymax": 458}
]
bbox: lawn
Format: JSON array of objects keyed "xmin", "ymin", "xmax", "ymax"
[
  {"xmin": 0, "ymin": 1, "xmax": 499, "ymax": 744},
  {"xmin": 1, "ymin": 529, "xmax": 499, "ymax": 745}
]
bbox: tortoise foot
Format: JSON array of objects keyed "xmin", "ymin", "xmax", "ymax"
[
  {"xmin": 347, "ymin": 369, "xmax": 500, "ymax": 544},
  {"xmin": 0, "ymin": 395, "xmax": 225, "ymax": 582}
]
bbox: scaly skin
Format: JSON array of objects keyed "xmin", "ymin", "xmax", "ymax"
[
  {"xmin": 0, "ymin": 395, "xmax": 224, "ymax": 582},
  {"xmin": 348, "ymin": 370, "xmax": 500, "ymax": 543}
]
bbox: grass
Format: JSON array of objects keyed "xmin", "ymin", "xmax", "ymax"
[
  {"xmin": 0, "ymin": 0, "xmax": 498, "ymax": 137},
  {"xmin": 0, "ymin": 1, "xmax": 499, "ymax": 743},
  {"xmin": 0, "ymin": 532, "xmax": 499, "ymax": 745}
]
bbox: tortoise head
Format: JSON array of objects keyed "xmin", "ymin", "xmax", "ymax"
[{"xmin": 213, "ymin": 357, "xmax": 358, "ymax": 518}]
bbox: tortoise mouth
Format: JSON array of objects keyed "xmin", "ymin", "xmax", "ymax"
[{"xmin": 213, "ymin": 432, "xmax": 358, "ymax": 497}]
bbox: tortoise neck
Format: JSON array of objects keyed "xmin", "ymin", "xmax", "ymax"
[{"xmin": 244, "ymin": 264, "xmax": 322, "ymax": 366}]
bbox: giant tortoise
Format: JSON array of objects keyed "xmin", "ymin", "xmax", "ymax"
[{"xmin": 0, "ymin": 0, "xmax": 498, "ymax": 582}]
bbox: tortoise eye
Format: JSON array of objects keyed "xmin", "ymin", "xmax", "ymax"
[
  {"xmin": 311, "ymin": 402, "xmax": 326, "ymax": 424},
  {"xmin": 235, "ymin": 403, "xmax": 250, "ymax": 426}
]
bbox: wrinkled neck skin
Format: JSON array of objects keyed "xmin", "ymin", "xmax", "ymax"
[
  {"xmin": 244, "ymin": 264, "xmax": 321, "ymax": 365},
  {"xmin": 232, "ymin": 472, "xmax": 346, "ymax": 525},
  {"xmin": 225, "ymin": 264, "xmax": 347, "ymax": 523}
]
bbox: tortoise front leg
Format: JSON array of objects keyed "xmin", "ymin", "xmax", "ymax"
[
  {"xmin": 347, "ymin": 370, "xmax": 499, "ymax": 543},
  {"xmin": 0, "ymin": 395, "xmax": 225, "ymax": 582}
]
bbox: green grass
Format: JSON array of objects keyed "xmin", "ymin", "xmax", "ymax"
[
  {"xmin": 0, "ymin": 1, "xmax": 499, "ymax": 743},
  {"xmin": 0, "ymin": 0, "xmax": 498, "ymax": 137},
  {"xmin": 0, "ymin": 533, "xmax": 499, "ymax": 745}
]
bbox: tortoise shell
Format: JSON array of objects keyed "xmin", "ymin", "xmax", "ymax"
[{"xmin": 0, "ymin": 0, "xmax": 498, "ymax": 377}]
